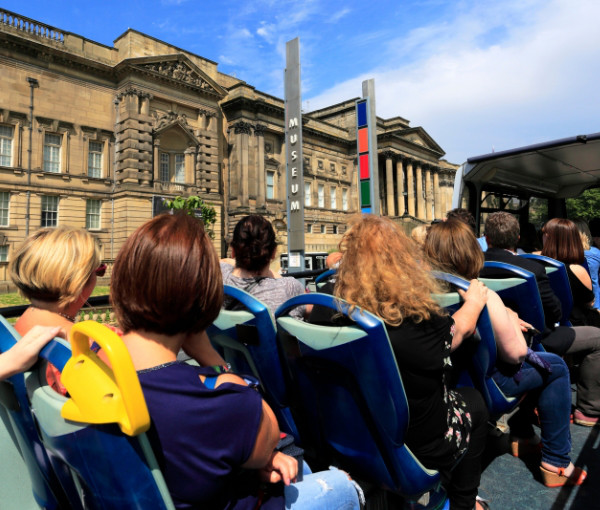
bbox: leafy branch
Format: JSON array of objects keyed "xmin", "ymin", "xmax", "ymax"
[{"xmin": 162, "ymin": 196, "xmax": 217, "ymax": 238}]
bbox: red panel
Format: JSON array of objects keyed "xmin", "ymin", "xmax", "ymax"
[{"xmin": 359, "ymin": 154, "xmax": 370, "ymax": 179}]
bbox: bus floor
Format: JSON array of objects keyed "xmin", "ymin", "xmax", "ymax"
[{"xmin": 480, "ymin": 387, "xmax": 600, "ymax": 510}]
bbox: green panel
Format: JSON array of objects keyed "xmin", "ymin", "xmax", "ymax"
[
  {"xmin": 478, "ymin": 277, "xmax": 525, "ymax": 292},
  {"xmin": 213, "ymin": 310, "xmax": 254, "ymax": 330},
  {"xmin": 360, "ymin": 180, "xmax": 371, "ymax": 206},
  {"xmin": 432, "ymin": 292, "xmax": 461, "ymax": 307},
  {"xmin": 546, "ymin": 267, "xmax": 558, "ymax": 274},
  {"xmin": 277, "ymin": 317, "xmax": 367, "ymax": 350}
]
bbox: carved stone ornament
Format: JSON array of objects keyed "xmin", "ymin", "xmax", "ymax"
[
  {"xmin": 141, "ymin": 61, "xmax": 212, "ymax": 89},
  {"xmin": 232, "ymin": 121, "xmax": 253, "ymax": 135},
  {"xmin": 254, "ymin": 124, "xmax": 267, "ymax": 136},
  {"xmin": 198, "ymin": 108, "xmax": 217, "ymax": 118},
  {"xmin": 116, "ymin": 87, "xmax": 153, "ymax": 101},
  {"xmin": 153, "ymin": 110, "xmax": 189, "ymax": 130}
]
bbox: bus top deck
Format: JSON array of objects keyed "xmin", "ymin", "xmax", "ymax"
[{"xmin": 452, "ymin": 131, "xmax": 600, "ymax": 233}]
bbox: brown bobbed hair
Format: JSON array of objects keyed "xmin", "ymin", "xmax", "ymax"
[
  {"xmin": 541, "ymin": 218, "xmax": 585, "ymax": 265},
  {"xmin": 334, "ymin": 214, "xmax": 443, "ymax": 326},
  {"xmin": 484, "ymin": 212, "xmax": 520, "ymax": 249},
  {"xmin": 424, "ymin": 219, "xmax": 484, "ymax": 280},
  {"xmin": 110, "ymin": 213, "xmax": 223, "ymax": 335},
  {"xmin": 230, "ymin": 215, "xmax": 277, "ymax": 272}
]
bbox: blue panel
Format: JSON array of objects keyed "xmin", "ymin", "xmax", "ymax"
[
  {"xmin": 356, "ymin": 101, "xmax": 368, "ymax": 127},
  {"xmin": 361, "ymin": 207, "xmax": 372, "ymax": 213}
]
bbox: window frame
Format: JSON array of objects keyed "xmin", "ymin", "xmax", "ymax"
[
  {"xmin": 0, "ymin": 125, "xmax": 14, "ymax": 168},
  {"xmin": 330, "ymin": 187, "xmax": 337, "ymax": 210},
  {"xmin": 41, "ymin": 195, "xmax": 59, "ymax": 227},
  {"xmin": 43, "ymin": 133, "xmax": 62, "ymax": 173},
  {"xmin": 342, "ymin": 188, "xmax": 349, "ymax": 211},
  {"xmin": 0, "ymin": 191, "xmax": 9, "ymax": 227},
  {"xmin": 266, "ymin": 170, "xmax": 275, "ymax": 200},
  {"xmin": 304, "ymin": 182, "xmax": 311, "ymax": 206},
  {"xmin": 0, "ymin": 245, "xmax": 7, "ymax": 263},
  {"xmin": 86, "ymin": 199, "xmax": 101, "ymax": 230},
  {"xmin": 318, "ymin": 184, "xmax": 325, "ymax": 208},
  {"xmin": 88, "ymin": 140, "xmax": 103, "ymax": 178}
]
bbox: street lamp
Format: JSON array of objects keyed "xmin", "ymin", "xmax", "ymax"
[{"xmin": 25, "ymin": 77, "xmax": 39, "ymax": 236}]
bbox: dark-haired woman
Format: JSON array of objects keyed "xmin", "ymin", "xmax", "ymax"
[
  {"xmin": 541, "ymin": 218, "xmax": 600, "ymax": 327},
  {"xmin": 111, "ymin": 213, "xmax": 361, "ymax": 509},
  {"xmin": 222, "ymin": 215, "xmax": 307, "ymax": 319}
]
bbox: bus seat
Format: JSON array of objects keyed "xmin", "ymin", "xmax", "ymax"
[
  {"xmin": 432, "ymin": 272, "xmax": 521, "ymax": 417},
  {"xmin": 206, "ymin": 285, "xmax": 298, "ymax": 439},
  {"xmin": 520, "ymin": 254, "xmax": 573, "ymax": 326},
  {"xmin": 314, "ymin": 269, "xmax": 336, "ymax": 290},
  {"xmin": 0, "ymin": 315, "xmax": 75, "ymax": 510},
  {"xmin": 28, "ymin": 321, "xmax": 175, "ymax": 510},
  {"xmin": 480, "ymin": 261, "xmax": 546, "ymax": 335},
  {"xmin": 274, "ymin": 293, "xmax": 448, "ymax": 507}
]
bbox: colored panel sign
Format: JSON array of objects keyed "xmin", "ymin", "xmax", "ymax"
[
  {"xmin": 359, "ymin": 154, "xmax": 370, "ymax": 179},
  {"xmin": 361, "ymin": 206, "xmax": 372, "ymax": 214},
  {"xmin": 360, "ymin": 180, "xmax": 371, "ymax": 206},
  {"xmin": 358, "ymin": 127, "xmax": 369, "ymax": 154},
  {"xmin": 357, "ymin": 100, "xmax": 368, "ymax": 127}
]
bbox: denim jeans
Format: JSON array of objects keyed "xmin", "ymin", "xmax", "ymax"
[
  {"xmin": 284, "ymin": 467, "xmax": 362, "ymax": 509},
  {"xmin": 491, "ymin": 352, "xmax": 572, "ymax": 468}
]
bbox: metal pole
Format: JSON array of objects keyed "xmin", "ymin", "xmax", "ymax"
[{"xmin": 25, "ymin": 77, "xmax": 39, "ymax": 236}]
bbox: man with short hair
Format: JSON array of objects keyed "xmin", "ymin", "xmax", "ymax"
[{"xmin": 482, "ymin": 211, "xmax": 600, "ymax": 426}]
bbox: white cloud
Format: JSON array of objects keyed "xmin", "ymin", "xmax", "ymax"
[{"xmin": 307, "ymin": 0, "xmax": 600, "ymax": 163}]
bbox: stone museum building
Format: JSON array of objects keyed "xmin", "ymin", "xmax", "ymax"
[{"xmin": 0, "ymin": 8, "xmax": 457, "ymax": 280}]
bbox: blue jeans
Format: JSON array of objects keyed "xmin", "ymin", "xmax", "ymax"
[
  {"xmin": 284, "ymin": 467, "xmax": 362, "ymax": 509},
  {"xmin": 491, "ymin": 352, "xmax": 572, "ymax": 468}
]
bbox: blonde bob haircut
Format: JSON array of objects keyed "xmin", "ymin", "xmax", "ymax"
[
  {"xmin": 424, "ymin": 219, "xmax": 484, "ymax": 280},
  {"xmin": 9, "ymin": 227, "xmax": 100, "ymax": 307},
  {"xmin": 334, "ymin": 214, "xmax": 443, "ymax": 326}
]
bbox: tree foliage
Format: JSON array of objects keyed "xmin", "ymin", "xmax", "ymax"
[
  {"xmin": 162, "ymin": 196, "xmax": 217, "ymax": 238},
  {"xmin": 566, "ymin": 188, "xmax": 600, "ymax": 222}
]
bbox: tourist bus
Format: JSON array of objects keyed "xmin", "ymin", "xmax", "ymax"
[{"xmin": 452, "ymin": 131, "xmax": 600, "ymax": 234}]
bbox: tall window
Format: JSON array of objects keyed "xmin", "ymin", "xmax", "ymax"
[
  {"xmin": 174, "ymin": 154, "xmax": 185, "ymax": 183},
  {"xmin": 0, "ymin": 125, "xmax": 13, "ymax": 167},
  {"xmin": 41, "ymin": 195, "xmax": 58, "ymax": 227},
  {"xmin": 0, "ymin": 245, "xmax": 7, "ymax": 263},
  {"xmin": 342, "ymin": 188, "xmax": 349, "ymax": 211},
  {"xmin": 330, "ymin": 187, "xmax": 337, "ymax": 209},
  {"xmin": 43, "ymin": 134, "xmax": 61, "ymax": 173},
  {"xmin": 88, "ymin": 141, "xmax": 103, "ymax": 178},
  {"xmin": 318, "ymin": 184, "xmax": 325, "ymax": 208},
  {"xmin": 160, "ymin": 153, "xmax": 169, "ymax": 182},
  {"xmin": 0, "ymin": 192, "xmax": 9, "ymax": 227},
  {"xmin": 304, "ymin": 182, "xmax": 311, "ymax": 206},
  {"xmin": 266, "ymin": 171, "xmax": 275, "ymax": 199},
  {"xmin": 86, "ymin": 199, "xmax": 101, "ymax": 230}
]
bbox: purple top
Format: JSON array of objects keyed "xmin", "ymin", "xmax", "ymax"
[{"xmin": 138, "ymin": 361, "xmax": 284, "ymax": 509}]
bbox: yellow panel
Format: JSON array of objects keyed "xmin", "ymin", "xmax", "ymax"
[{"xmin": 61, "ymin": 321, "xmax": 150, "ymax": 436}]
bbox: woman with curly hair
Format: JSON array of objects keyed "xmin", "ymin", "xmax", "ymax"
[{"xmin": 312, "ymin": 214, "xmax": 490, "ymax": 510}]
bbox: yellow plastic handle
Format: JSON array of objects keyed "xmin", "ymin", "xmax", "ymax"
[{"xmin": 61, "ymin": 321, "xmax": 150, "ymax": 436}]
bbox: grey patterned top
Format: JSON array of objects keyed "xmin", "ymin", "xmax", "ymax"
[{"xmin": 221, "ymin": 262, "xmax": 306, "ymax": 319}]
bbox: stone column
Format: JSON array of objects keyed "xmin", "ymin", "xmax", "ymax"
[
  {"xmin": 406, "ymin": 159, "xmax": 415, "ymax": 217},
  {"xmin": 433, "ymin": 168, "xmax": 441, "ymax": 220},
  {"xmin": 255, "ymin": 124, "xmax": 266, "ymax": 208},
  {"xmin": 153, "ymin": 139, "xmax": 160, "ymax": 182},
  {"xmin": 184, "ymin": 147, "xmax": 195, "ymax": 184},
  {"xmin": 425, "ymin": 166, "xmax": 433, "ymax": 221},
  {"xmin": 384, "ymin": 151, "xmax": 395, "ymax": 217},
  {"xmin": 396, "ymin": 158, "xmax": 405, "ymax": 216},
  {"xmin": 416, "ymin": 162, "xmax": 425, "ymax": 220},
  {"xmin": 233, "ymin": 121, "xmax": 253, "ymax": 206}
]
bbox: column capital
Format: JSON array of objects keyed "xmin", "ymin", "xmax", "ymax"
[
  {"xmin": 231, "ymin": 120, "xmax": 253, "ymax": 135},
  {"xmin": 382, "ymin": 149, "xmax": 395, "ymax": 160},
  {"xmin": 254, "ymin": 124, "xmax": 267, "ymax": 136}
]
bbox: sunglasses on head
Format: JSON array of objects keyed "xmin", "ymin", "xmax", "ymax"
[{"xmin": 95, "ymin": 263, "xmax": 107, "ymax": 277}]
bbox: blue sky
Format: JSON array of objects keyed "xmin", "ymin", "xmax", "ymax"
[{"xmin": 3, "ymin": 0, "xmax": 600, "ymax": 164}]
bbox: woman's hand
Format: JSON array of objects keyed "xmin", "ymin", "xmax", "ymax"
[
  {"xmin": 258, "ymin": 451, "xmax": 298, "ymax": 485},
  {"xmin": 506, "ymin": 308, "xmax": 533, "ymax": 332},
  {"xmin": 458, "ymin": 279, "xmax": 488, "ymax": 310}
]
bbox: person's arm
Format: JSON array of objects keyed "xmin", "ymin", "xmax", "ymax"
[
  {"xmin": 571, "ymin": 264, "xmax": 594, "ymax": 306},
  {"xmin": 0, "ymin": 326, "xmax": 61, "ymax": 381},
  {"xmin": 450, "ymin": 279, "xmax": 488, "ymax": 351},
  {"xmin": 182, "ymin": 331, "xmax": 226, "ymax": 367},
  {"xmin": 486, "ymin": 290, "xmax": 528, "ymax": 364}
]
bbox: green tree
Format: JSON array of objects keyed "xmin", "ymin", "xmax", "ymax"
[
  {"xmin": 162, "ymin": 196, "xmax": 217, "ymax": 238},
  {"xmin": 566, "ymin": 188, "xmax": 600, "ymax": 222}
]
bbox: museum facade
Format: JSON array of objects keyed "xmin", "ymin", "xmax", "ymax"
[{"xmin": 0, "ymin": 8, "xmax": 457, "ymax": 282}]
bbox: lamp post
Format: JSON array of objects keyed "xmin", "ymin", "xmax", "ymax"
[{"xmin": 25, "ymin": 77, "xmax": 39, "ymax": 236}]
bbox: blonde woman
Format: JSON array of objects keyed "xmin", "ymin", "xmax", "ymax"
[
  {"xmin": 312, "ymin": 215, "xmax": 489, "ymax": 510},
  {"xmin": 9, "ymin": 227, "xmax": 104, "ymax": 392}
]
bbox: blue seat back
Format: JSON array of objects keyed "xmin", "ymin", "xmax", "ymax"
[
  {"xmin": 28, "ymin": 321, "xmax": 175, "ymax": 510},
  {"xmin": 432, "ymin": 272, "xmax": 520, "ymax": 417},
  {"xmin": 314, "ymin": 269, "xmax": 336, "ymax": 291},
  {"xmin": 206, "ymin": 285, "xmax": 298, "ymax": 438},
  {"xmin": 275, "ymin": 293, "xmax": 445, "ymax": 503},
  {"xmin": 0, "ymin": 316, "xmax": 76, "ymax": 509},
  {"xmin": 480, "ymin": 261, "xmax": 546, "ymax": 333},
  {"xmin": 520, "ymin": 254, "xmax": 573, "ymax": 326}
]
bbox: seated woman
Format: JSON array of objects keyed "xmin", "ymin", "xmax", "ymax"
[
  {"xmin": 222, "ymin": 215, "xmax": 307, "ymax": 318},
  {"xmin": 424, "ymin": 219, "xmax": 586, "ymax": 487},
  {"xmin": 9, "ymin": 227, "xmax": 104, "ymax": 393},
  {"xmin": 541, "ymin": 218, "xmax": 600, "ymax": 327},
  {"xmin": 110, "ymin": 213, "xmax": 361, "ymax": 509},
  {"xmin": 574, "ymin": 219, "xmax": 600, "ymax": 311},
  {"xmin": 311, "ymin": 214, "xmax": 490, "ymax": 510},
  {"xmin": 0, "ymin": 325, "xmax": 61, "ymax": 381}
]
